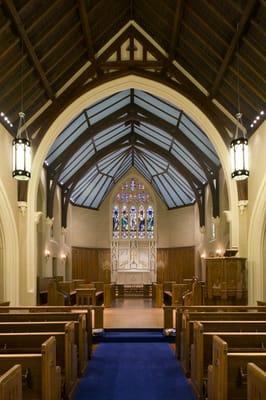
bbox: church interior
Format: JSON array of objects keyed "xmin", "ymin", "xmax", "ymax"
[{"xmin": 0, "ymin": 0, "xmax": 265, "ymax": 399}]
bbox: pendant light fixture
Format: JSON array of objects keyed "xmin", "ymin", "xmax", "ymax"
[
  {"xmin": 230, "ymin": 23, "xmax": 249, "ymax": 181},
  {"xmin": 12, "ymin": 39, "xmax": 31, "ymax": 181},
  {"xmin": 12, "ymin": 111, "xmax": 31, "ymax": 180}
]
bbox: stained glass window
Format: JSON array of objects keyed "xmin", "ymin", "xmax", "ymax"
[
  {"xmin": 130, "ymin": 206, "xmax": 137, "ymax": 239},
  {"xmin": 147, "ymin": 206, "xmax": 154, "ymax": 239},
  {"xmin": 112, "ymin": 178, "xmax": 155, "ymax": 240},
  {"xmin": 121, "ymin": 206, "xmax": 129, "ymax": 239},
  {"xmin": 113, "ymin": 206, "xmax": 119, "ymax": 239}
]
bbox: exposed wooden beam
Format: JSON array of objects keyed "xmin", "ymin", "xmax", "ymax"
[
  {"xmin": 135, "ymin": 134, "xmax": 201, "ymax": 188},
  {"xmin": 2, "ymin": 0, "xmax": 54, "ymax": 100},
  {"xmin": 168, "ymin": 0, "xmax": 185, "ymax": 62},
  {"xmin": 77, "ymin": 0, "xmax": 95, "ymax": 62},
  {"xmin": 131, "ymin": 105, "xmax": 218, "ymax": 170},
  {"xmin": 48, "ymin": 105, "xmax": 132, "ymax": 171},
  {"xmin": 210, "ymin": 0, "xmax": 259, "ymax": 99}
]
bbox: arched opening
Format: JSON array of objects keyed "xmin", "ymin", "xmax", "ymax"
[{"xmin": 25, "ymin": 75, "xmax": 239, "ymax": 304}]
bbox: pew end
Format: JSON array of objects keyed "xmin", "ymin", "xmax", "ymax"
[
  {"xmin": 0, "ymin": 364, "xmax": 22, "ymax": 400},
  {"xmin": 247, "ymin": 363, "xmax": 266, "ymax": 400}
]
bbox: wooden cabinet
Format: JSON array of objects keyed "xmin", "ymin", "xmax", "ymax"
[{"xmin": 202, "ymin": 257, "xmax": 247, "ymax": 305}]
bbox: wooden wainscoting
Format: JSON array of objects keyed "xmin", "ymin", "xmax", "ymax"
[
  {"xmin": 72, "ymin": 247, "xmax": 111, "ymax": 282},
  {"xmin": 157, "ymin": 246, "xmax": 195, "ymax": 283}
]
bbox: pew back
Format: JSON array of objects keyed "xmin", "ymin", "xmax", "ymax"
[
  {"xmin": 0, "ymin": 336, "xmax": 58, "ymax": 400},
  {"xmin": 211, "ymin": 335, "xmax": 266, "ymax": 400}
]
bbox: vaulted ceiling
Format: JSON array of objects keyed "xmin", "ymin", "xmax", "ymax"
[
  {"xmin": 0, "ymin": 0, "xmax": 264, "ymax": 227},
  {"xmin": 0, "ymin": 0, "xmax": 265, "ymax": 138},
  {"xmin": 45, "ymin": 89, "xmax": 220, "ymax": 211}
]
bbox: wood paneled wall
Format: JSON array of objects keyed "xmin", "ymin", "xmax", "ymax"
[
  {"xmin": 72, "ymin": 246, "xmax": 195, "ymax": 284},
  {"xmin": 72, "ymin": 247, "xmax": 111, "ymax": 283},
  {"xmin": 157, "ymin": 246, "xmax": 195, "ymax": 283}
]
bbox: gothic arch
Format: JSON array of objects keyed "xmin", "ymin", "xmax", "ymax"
[{"xmin": 25, "ymin": 75, "xmax": 239, "ymax": 303}]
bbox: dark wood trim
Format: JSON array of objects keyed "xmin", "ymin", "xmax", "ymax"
[{"xmin": 2, "ymin": 0, "xmax": 54, "ymax": 100}]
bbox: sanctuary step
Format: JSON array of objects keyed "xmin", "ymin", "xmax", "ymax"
[
  {"xmin": 93, "ymin": 329, "xmax": 175, "ymax": 343},
  {"xmin": 115, "ymin": 284, "xmax": 152, "ymax": 298}
]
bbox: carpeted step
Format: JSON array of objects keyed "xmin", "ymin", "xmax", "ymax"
[{"xmin": 93, "ymin": 328, "xmax": 175, "ymax": 343}]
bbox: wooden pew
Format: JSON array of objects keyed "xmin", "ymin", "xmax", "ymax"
[
  {"xmin": 247, "ymin": 363, "xmax": 266, "ymax": 400},
  {"xmin": 191, "ymin": 326, "xmax": 266, "ymax": 398},
  {"xmin": 209, "ymin": 335, "xmax": 266, "ymax": 400},
  {"xmin": 0, "ymin": 364, "xmax": 22, "ymax": 400},
  {"xmin": 175, "ymin": 306, "xmax": 266, "ymax": 358},
  {"xmin": 0, "ymin": 312, "xmax": 88, "ymax": 374},
  {"xmin": 0, "ymin": 321, "xmax": 77, "ymax": 394},
  {"xmin": 176, "ymin": 306, "xmax": 266, "ymax": 359},
  {"xmin": 181, "ymin": 320, "xmax": 266, "ymax": 375},
  {"xmin": 0, "ymin": 336, "xmax": 60, "ymax": 400}
]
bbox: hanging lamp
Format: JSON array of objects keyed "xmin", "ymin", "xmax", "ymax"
[
  {"xmin": 230, "ymin": 23, "xmax": 249, "ymax": 181},
  {"xmin": 12, "ymin": 111, "xmax": 31, "ymax": 180}
]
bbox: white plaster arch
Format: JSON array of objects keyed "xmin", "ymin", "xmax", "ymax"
[
  {"xmin": 0, "ymin": 179, "xmax": 19, "ymax": 305},
  {"xmin": 248, "ymin": 176, "xmax": 266, "ymax": 304},
  {"xmin": 26, "ymin": 75, "xmax": 239, "ymax": 303}
]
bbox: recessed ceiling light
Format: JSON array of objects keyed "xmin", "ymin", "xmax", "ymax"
[
  {"xmin": 256, "ymin": 116, "xmax": 260, "ymax": 120},
  {"xmin": 254, "ymin": 120, "xmax": 257, "ymax": 124},
  {"xmin": 250, "ymin": 124, "xmax": 254, "ymax": 128},
  {"xmin": 10, "ymin": 123, "xmax": 13, "ymax": 127},
  {"xmin": 0, "ymin": 112, "xmax": 4, "ymax": 117},
  {"xmin": 260, "ymin": 111, "xmax": 264, "ymax": 115},
  {"xmin": 4, "ymin": 116, "xmax": 8, "ymax": 121}
]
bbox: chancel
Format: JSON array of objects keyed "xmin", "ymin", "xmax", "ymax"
[{"xmin": 0, "ymin": 1, "xmax": 265, "ymax": 399}]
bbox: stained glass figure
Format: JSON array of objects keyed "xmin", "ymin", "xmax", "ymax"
[
  {"xmin": 138, "ymin": 205, "xmax": 145, "ymax": 238},
  {"xmin": 121, "ymin": 206, "xmax": 129, "ymax": 238},
  {"xmin": 113, "ymin": 206, "xmax": 119, "ymax": 238},
  {"xmin": 130, "ymin": 206, "xmax": 137, "ymax": 239},
  {"xmin": 147, "ymin": 206, "xmax": 154, "ymax": 238}
]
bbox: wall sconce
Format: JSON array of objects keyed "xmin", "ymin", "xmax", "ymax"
[
  {"xmin": 216, "ymin": 248, "xmax": 222, "ymax": 257},
  {"xmin": 61, "ymin": 253, "xmax": 66, "ymax": 262},
  {"xmin": 44, "ymin": 249, "xmax": 50, "ymax": 262}
]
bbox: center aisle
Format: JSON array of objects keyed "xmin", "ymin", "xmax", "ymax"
[{"xmin": 74, "ymin": 333, "xmax": 196, "ymax": 400}]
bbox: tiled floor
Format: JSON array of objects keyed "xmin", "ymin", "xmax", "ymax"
[{"xmin": 103, "ymin": 298, "xmax": 163, "ymax": 328}]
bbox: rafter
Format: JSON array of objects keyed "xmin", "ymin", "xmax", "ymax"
[
  {"xmin": 77, "ymin": 0, "xmax": 96, "ymax": 62},
  {"xmin": 48, "ymin": 105, "xmax": 132, "ymax": 171},
  {"xmin": 168, "ymin": 0, "xmax": 185, "ymax": 62},
  {"xmin": 209, "ymin": 0, "xmax": 259, "ymax": 99},
  {"xmin": 27, "ymin": 25, "xmax": 235, "ymax": 146},
  {"xmin": 2, "ymin": 0, "xmax": 54, "ymax": 100}
]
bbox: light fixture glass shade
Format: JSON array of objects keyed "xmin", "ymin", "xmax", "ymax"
[
  {"xmin": 12, "ymin": 137, "xmax": 31, "ymax": 180},
  {"xmin": 230, "ymin": 137, "xmax": 249, "ymax": 180},
  {"xmin": 12, "ymin": 111, "xmax": 31, "ymax": 181}
]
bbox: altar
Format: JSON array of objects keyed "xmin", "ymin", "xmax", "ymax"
[{"xmin": 116, "ymin": 271, "xmax": 152, "ymax": 284}]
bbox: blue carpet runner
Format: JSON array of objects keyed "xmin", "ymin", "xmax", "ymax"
[
  {"xmin": 74, "ymin": 330, "xmax": 195, "ymax": 400},
  {"xmin": 93, "ymin": 328, "xmax": 175, "ymax": 343}
]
